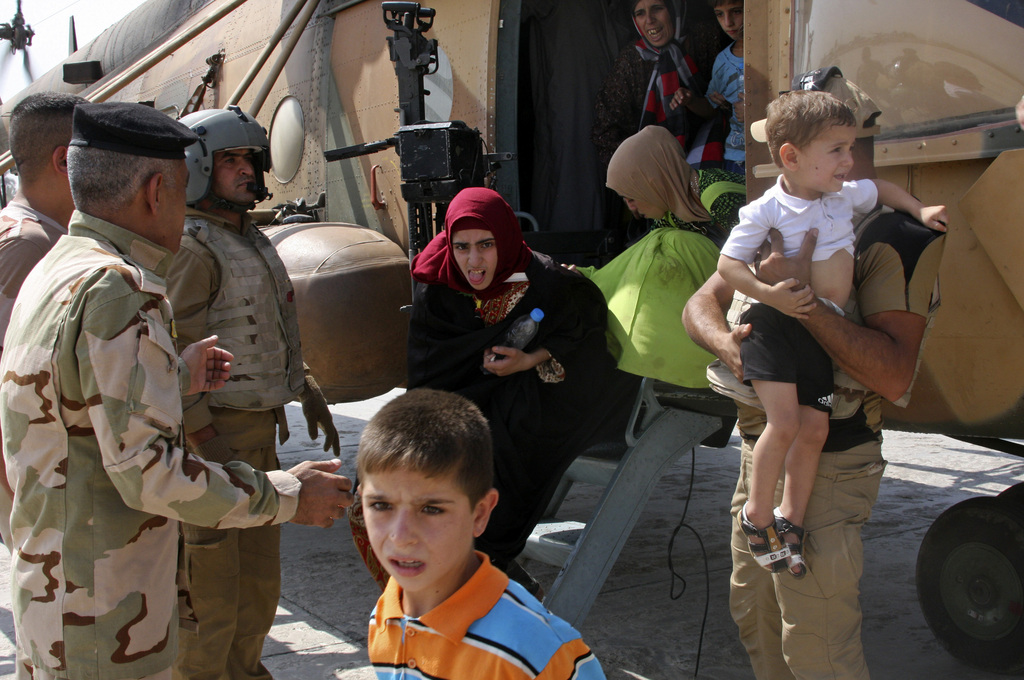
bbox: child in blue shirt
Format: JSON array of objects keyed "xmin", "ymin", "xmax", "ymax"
[{"xmin": 706, "ymin": 0, "xmax": 745, "ymax": 173}]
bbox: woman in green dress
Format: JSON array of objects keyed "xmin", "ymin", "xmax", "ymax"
[{"xmin": 578, "ymin": 124, "xmax": 746, "ymax": 387}]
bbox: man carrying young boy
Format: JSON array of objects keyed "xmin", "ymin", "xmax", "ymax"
[
  {"xmin": 686, "ymin": 75, "xmax": 947, "ymax": 677},
  {"xmin": 715, "ymin": 90, "xmax": 947, "ymax": 578},
  {"xmin": 357, "ymin": 388, "xmax": 605, "ymax": 679}
]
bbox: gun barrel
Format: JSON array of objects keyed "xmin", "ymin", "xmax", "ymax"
[{"xmin": 324, "ymin": 137, "xmax": 397, "ymax": 162}]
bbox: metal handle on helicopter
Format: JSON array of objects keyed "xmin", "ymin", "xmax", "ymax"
[{"xmin": 370, "ymin": 165, "xmax": 387, "ymax": 210}]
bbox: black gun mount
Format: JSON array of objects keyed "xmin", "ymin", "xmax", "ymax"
[
  {"xmin": 324, "ymin": 3, "xmax": 515, "ymax": 258},
  {"xmin": 382, "ymin": 1, "xmax": 436, "ymax": 127}
]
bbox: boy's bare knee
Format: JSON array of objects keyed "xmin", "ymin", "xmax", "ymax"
[
  {"xmin": 766, "ymin": 415, "xmax": 801, "ymax": 443},
  {"xmin": 800, "ymin": 409, "xmax": 830, "ymax": 443}
]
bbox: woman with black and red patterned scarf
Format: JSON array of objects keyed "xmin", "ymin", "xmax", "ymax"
[{"xmin": 592, "ymin": 0, "xmax": 727, "ymax": 169}]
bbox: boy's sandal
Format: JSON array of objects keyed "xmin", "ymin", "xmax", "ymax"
[
  {"xmin": 773, "ymin": 508, "xmax": 809, "ymax": 579},
  {"xmin": 740, "ymin": 503, "xmax": 791, "ymax": 573}
]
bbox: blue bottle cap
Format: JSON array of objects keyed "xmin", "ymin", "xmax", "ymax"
[{"xmin": 530, "ymin": 308, "xmax": 544, "ymax": 322}]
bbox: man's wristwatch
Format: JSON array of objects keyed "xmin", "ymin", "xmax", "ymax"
[{"xmin": 817, "ymin": 297, "xmax": 846, "ymax": 317}]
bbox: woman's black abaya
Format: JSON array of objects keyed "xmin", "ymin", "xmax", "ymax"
[{"xmin": 408, "ymin": 251, "xmax": 642, "ymax": 564}]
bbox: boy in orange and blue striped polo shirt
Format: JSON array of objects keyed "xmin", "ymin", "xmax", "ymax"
[{"xmin": 357, "ymin": 388, "xmax": 605, "ymax": 679}]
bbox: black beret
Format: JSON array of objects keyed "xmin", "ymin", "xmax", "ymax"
[{"xmin": 70, "ymin": 102, "xmax": 199, "ymax": 159}]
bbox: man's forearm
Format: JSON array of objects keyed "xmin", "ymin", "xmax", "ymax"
[
  {"xmin": 801, "ymin": 306, "xmax": 926, "ymax": 402},
  {"xmin": 683, "ymin": 273, "xmax": 750, "ymax": 379},
  {"xmin": 683, "ymin": 275, "xmax": 734, "ymax": 357}
]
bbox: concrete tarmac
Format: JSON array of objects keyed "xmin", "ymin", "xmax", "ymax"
[{"xmin": 2, "ymin": 388, "xmax": 1023, "ymax": 680}]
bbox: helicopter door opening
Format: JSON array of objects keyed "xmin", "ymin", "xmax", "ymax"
[
  {"xmin": 501, "ymin": 0, "xmax": 728, "ymax": 265},
  {"xmin": 504, "ymin": 0, "xmax": 626, "ymax": 265}
]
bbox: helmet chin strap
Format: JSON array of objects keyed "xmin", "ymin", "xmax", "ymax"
[
  {"xmin": 206, "ymin": 184, "xmax": 274, "ymax": 214},
  {"xmin": 208, "ymin": 196, "xmax": 255, "ymax": 214}
]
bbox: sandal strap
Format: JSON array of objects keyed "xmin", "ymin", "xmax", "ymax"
[
  {"xmin": 741, "ymin": 505, "xmax": 791, "ymax": 568},
  {"xmin": 773, "ymin": 509, "xmax": 809, "ymax": 578},
  {"xmin": 774, "ymin": 514, "xmax": 805, "ymax": 541},
  {"xmin": 773, "ymin": 510, "xmax": 807, "ymax": 543},
  {"xmin": 753, "ymin": 545, "xmax": 792, "ymax": 569}
]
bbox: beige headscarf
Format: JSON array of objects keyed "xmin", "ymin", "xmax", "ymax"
[{"xmin": 606, "ymin": 126, "xmax": 711, "ymax": 223}]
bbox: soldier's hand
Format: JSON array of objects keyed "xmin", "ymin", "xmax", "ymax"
[
  {"xmin": 299, "ymin": 373, "xmax": 340, "ymax": 456},
  {"xmin": 755, "ymin": 227, "xmax": 815, "ymax": 287},
  {"xmin": 287, "ymin": 459, "xmax": 354, "ymax": 528},
  {"xmin": 182, "ymin": 336, "xmax": 234, "ymax": 395},
  {"xmin": 721, "ymin": 323, "xmax": 751, "ymax": 380}
]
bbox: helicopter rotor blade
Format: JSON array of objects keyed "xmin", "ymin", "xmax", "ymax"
[{"xmin": 21, "ymin": 45, "xmax": 32, "ymax": 81}]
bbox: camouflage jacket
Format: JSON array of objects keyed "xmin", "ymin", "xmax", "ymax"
[{"xmin": 0, "ymin": 211, "xmax": 301, "ymax": 679}]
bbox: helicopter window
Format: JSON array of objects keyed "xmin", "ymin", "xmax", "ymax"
[
  {"xmin": 154, "ymin": 80, "xmax": 189, "ymax": 120},
  {"xmin": 269, "ymin": 96, "xmax": 305, "ymax": 184},
  {"xmin": 793, "ymin": 0, "xmax": 1024, "ymax": 155}
]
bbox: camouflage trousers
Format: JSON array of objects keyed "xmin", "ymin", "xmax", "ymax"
[
  {"xmin": 174, "ymin": 408, "xmax": 281, "ymax": 680},
  {"xmin": 0, "ymin": 485, "xmax": 11, "ymax": 552},
  {"xmin": 21, "ymin": 662, "xmax": 171, "ymax": 680},
  {"xmin": 729, "ymin": 436, "xmax": 885, "ymax": 680}
]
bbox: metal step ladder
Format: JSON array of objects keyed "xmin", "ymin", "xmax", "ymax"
[{"xmin": 521, "ymin": 378, "xmax": 734, "ymax": 627}]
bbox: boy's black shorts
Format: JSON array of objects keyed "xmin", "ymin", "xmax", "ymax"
[{"xmin": 739, "ymin": 303, "xmax": 833, "ymax": 413}]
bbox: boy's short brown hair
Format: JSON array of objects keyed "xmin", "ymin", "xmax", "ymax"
[
  {"xmin": 761, "ymin": 90, "xmax": 856, "ymax": 166},
  {"xmin": 707, "ymin": 0, "xmax": 743, "ymax": 9},
  {"xmin": 357, "ymin": 389, "xmax": 493, "ymax": 504}
]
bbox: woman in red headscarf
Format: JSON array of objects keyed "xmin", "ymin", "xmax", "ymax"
[{"xmin": 407, "ymin": 187, "xmax": 640, "ymax": 582}]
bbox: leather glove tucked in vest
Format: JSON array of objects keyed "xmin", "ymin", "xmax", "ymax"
[{"xmin": 299, "ymin": 373, "xmax": 340, "ymax": 456}]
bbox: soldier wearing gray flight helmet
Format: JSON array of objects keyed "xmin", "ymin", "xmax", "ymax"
[{"xmin": 167, "ymin": 105, "xmax": 340, "ymax": 680}]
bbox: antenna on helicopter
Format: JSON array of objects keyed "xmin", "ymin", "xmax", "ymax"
[
  {"xmin": 0, "ymin": 0, "xmax": 36, "ymax": 80},
  {"xmin": 69, "ymin": 15, "xmax": 79, "ymax": 55}
]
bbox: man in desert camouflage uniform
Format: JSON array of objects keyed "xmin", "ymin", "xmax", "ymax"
[
  {"xmin": 0, "ymin": 92, "xmax": 85, "ymax": 549},
  {"xmin": 0, "ymin": 102, "xmax": 354, "ymax": 680},
  {"xmin": 167, "ymin": 106, "xmax": 339, "ymax": 680}
]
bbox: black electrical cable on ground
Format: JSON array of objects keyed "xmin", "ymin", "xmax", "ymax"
[{"xmin": 666, "ymin": 445, "xmax": 711, "ymax": 678}]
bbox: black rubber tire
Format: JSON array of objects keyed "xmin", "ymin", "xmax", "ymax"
[
  {"xmin": 998, "ymin": 482, "xmax": 1024, "ymax": 506},
  {"xmin": 916, "ymin": 495, "xmax": 1024, "ymax": 674}
]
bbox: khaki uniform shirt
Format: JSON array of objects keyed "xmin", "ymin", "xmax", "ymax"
[
  {"xmin": 0, "ymin": 211, "xmax": 301, "ymax": 679},
  {"xmin": 0, "ymin": 200, "xmax": 67, "ymax": 350},
  {"xmin": 0, "ymin": 201, "xmax": 66, "ymax": 550}
]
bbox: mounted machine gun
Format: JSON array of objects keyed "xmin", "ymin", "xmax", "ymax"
[{"xmin": 324, "ymin": 2, "xmax": 513, "ymax": 259}]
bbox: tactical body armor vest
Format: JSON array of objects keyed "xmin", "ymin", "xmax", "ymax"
[{"xmin": 184, "ymin": 215, "xmax": 305, "ymax": 409}]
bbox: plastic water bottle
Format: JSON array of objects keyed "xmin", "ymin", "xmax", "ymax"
[
  {"xmin": 483, "ymin": 308, "xmax": 544, "ymax": 372},
  {"xmin": 500, "ymin": 308, "xmax": 544, "ymax": 350}
]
